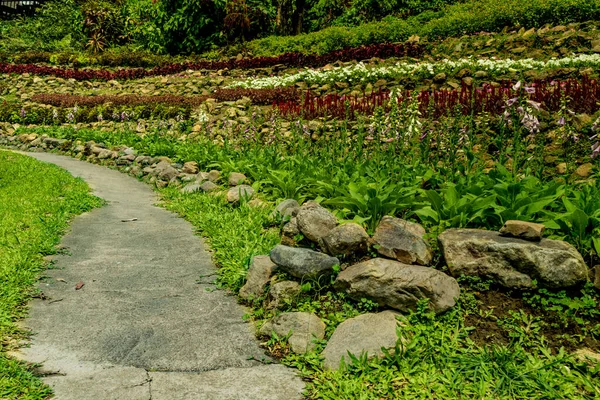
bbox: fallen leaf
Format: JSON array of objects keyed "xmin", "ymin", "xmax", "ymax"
[
  {"xmin": 121, "ymin": 218, "xmax": 138, "ymax": 222},
  {"xmin": 56, "ymin": 278, "xmax": 67, "ymax": 283},
  {"xmin": 75, "ymin": 281, "xmax": 85, "ymax": 290}
]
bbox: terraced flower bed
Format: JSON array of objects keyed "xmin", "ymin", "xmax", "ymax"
[
  {"xmin": 229, "ymin": 54, "xmax": 600, "ymax": 89},
  {"xmin": 0, "ymin": 43, "xmax": 423, "ymax": 81},
  {"xmin": 276, "ymin": 76, "xmax": 600, "ymax": 119}
]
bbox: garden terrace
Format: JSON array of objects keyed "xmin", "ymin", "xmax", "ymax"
[
  {"xmin": 0, "ymin": 42, "xmax": 423, "ymax": 81},
  {"xmin": 1, "ymin": 20, "xmax": 599, "ymax": 70},
  {"xmin": 275, "ymin": 76, "xmax": 600, "ymax": 120}
]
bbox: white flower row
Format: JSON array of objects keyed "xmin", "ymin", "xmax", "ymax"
[{"xmin": 227, "ymin": 54, "xmax": 600, "ymax": 89}]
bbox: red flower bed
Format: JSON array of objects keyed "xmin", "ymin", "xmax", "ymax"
[
  {"xmin": 276, "ymin": 77, "xmax": 600, "ymax": 120},
  {"xmin": 0, "ymin": 43, "xmax": 423, "ymax": 81},
  {"xmin": 31, "ymin": 93, "xmax": 206, "ymax": 108},
  {"xmin": 31, "ymin": 88, "xmax": 299, "ymax": 108}
]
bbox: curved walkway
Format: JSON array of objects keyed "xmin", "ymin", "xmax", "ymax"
[{"xmin": 17, "ymin": 153, "xmax": 304, "ymax": 400}]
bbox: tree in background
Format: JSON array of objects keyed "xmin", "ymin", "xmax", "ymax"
[
  {"xmin": 276, "ymin": 0, "xmax": 308, "ymax": 35},
  {"xmin": 224, "ymin": 0, "xmax": 276, "ymax": 42},
  {"xmin": 159, "ymin": 0, "xmax": 227, "ymax": 53}
]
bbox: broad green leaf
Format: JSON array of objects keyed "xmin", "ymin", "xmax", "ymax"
[
  {"xmin": 414, "ymin": 207, "xmax": 439, "ymax": 223},
  {"xmin": 543, "ymin": 220, "xmax": 562, "ymax": 230},
  {"xmin": 571, "ymin": 209, "xmax": 590, "ymax": 236}
]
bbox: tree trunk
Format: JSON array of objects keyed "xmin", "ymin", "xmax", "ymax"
[
  {"xmin": 276, "ymin": 0, "xmax": 305, "ymax": 36},
  {"xmin": 291, "ymin": 0, "xmax": 305, "ymax": 35}
]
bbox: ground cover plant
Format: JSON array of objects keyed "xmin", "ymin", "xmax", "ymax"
[{"xmin": 0, "ymin": 151, "xmax": 101, "ymax": 399}]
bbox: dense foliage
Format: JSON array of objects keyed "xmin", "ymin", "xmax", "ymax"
[
  {"xmin": 2, "ymin": 0, "xmax": 599, "ymax": 56},
  {"xmin": 243, "ymin": 0, "xmax": 600, "ymax": 56}
]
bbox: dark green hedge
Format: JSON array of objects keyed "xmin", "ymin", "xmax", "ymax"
[{"xmin": 240, "ymin": 0, "xmax": 600, "ymax": 56}]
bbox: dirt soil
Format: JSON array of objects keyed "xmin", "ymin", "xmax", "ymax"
[{"xmin": 466, "ymin": 289, "xmax": 600, "ymax": 353}]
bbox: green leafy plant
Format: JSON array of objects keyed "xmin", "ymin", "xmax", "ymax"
[
  {"xmin": 546, "ymin": 184, "xmax": 600, "ymax": 261},
  {"xmin": 325, "ymin": 177, "xmax": 418, "ymax": 233}
]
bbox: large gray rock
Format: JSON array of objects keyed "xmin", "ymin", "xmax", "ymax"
[
  {"xmin": 207, "ymin": 170, "xmax": 221, "ymax": 182},
  {"xmin": 438, "ymin": 229, "xmax": 589, "ymax": 289},
  {"xmin": 322, "ymin": 311, "xmax": 402, "ymax": 370},
  {"xmin": 372, "ymin": 216, "xmax": 432, "ymax": 266},
  {"xmin": 270, "ymin": 245, "xmax": 339, "ymax": 279},
  {"xmin": 116, "ymin": 155, "xmax": 135, "ymax": 165},
  {"xmin": 178, "ymin": 173, "xmax": 197, "ymax": 183},
  {"xmin": 226, "ymin": 185, "xmax": 255, "ymax": 203},
  {"xmin": 334, "ymin": 258, "xmax": 459, "ymax": 314},
  {"xmin": 266, "ymin": 281, "xmax": 301, "ymax": 309},
  {"xmin": 196, "ymin": 171, "xmax": 209, "ymax": 182},
  {"xmin": 272, "ymin": 199, "xmax": 301, "ymax": 219},
  {"xmin": 182, "ymin": 161, "xmax": 199, "ymax": 174},
  {"xmin": 239, "ymin": 256, "xmax": 278, "ymax": 300},
  {"xmin": 321, "ymin": 223, "xmax": 369, "ymax": 256},
  {"xmin": 43, "ymin": 137, "xmax": 67, "ymax": 148},
  {"xmin": 98, "ymin": 149, "xmax": 117, "ymax": 160},
  {"xmin": 259, "ymin": 312, "xmax": 325, "ymax": 354},
  {"xmin": 123, "ymin": 147, "xmax": 136, "ymax": 156},
  {"xmin": 154, "ymin": 161, "xmax": 178, "ymax": 181},
  {"xmin": 135, "ymin": 155, "xmax": 153, "ymax": 166},
  {"xmin": 296, "ymin": 201, "xmax": 337, "ymax": 243}
]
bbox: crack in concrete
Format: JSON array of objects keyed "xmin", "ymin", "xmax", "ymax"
[{"xmin": 145, "ymin": 370, "xmax": 153, "ymax": 400}]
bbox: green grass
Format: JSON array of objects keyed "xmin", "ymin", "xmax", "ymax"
[
  {"xmin": 297, "ymin": 300, "xmax": 600, "ymax": 399},
  {"xmin": 0, "ymin": 150, "xmax": 102, "ymax": 399}
]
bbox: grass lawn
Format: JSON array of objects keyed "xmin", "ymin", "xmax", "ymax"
[{"xmin": 0, "ymin": 151, "xmax": 101, "ymax": 399}]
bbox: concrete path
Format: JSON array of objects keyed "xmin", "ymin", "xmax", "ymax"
[{"xmin": 16, "ymin": 153, "xmax": 304, "ymax": 400}]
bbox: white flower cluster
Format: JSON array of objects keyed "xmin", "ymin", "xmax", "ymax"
[{"xmin": 227, "ymin": 54, "xmax": 600, "ymax": 89}]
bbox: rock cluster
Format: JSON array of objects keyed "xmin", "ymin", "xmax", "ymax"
[
  {"xmin": 257, "ymin": 201, "xmax": 592, "ymax": 368},
  {"xmin": 257, "ymin": 200, "xmax": 462, "ymax": 363}
]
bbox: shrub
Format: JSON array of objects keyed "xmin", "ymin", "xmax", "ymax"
[
  {"xmin": 0, "ymin": 0, "xmax": 84, "ymax": 53},
  {"xmin": 81, "ymin": 0, "xmax": 128, "ymax": 53}
]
